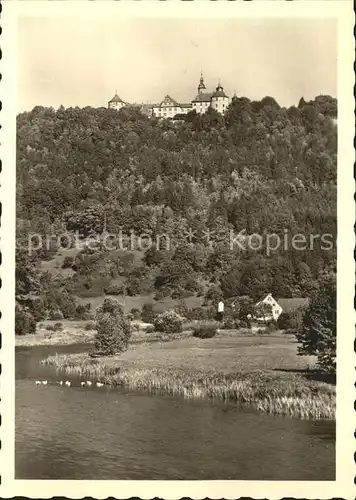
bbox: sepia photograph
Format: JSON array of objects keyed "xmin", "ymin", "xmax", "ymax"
[{"xmin": 0, "ymin": 1, "xmax": 354, "ymax": 498}]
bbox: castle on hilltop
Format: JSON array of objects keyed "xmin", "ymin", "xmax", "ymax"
[{"xmin": 108, "ymin": 73, "xmax": 230, "ymax": 118}]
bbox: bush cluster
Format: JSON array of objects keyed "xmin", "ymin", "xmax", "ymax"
[
  {"xmin": 192, "ymin": 321, "xmax": 218, "ymax": 339},
  {"xmin": 153, "ymin": 310, "xmax": 183, "ymax": 334}
]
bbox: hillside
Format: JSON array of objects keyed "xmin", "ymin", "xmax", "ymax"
[{"xmin": 16, "ymin": 95, "xmax": 337, "ymax": 328}]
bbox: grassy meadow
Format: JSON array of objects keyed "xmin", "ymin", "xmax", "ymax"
[{"xmin": 42, "ymin": 330, "xmax": 335, "ymax": 420}]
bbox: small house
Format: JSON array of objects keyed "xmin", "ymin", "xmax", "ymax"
[
  {"xmin": 255, "ymin": 294, "xmax": 309, "ymax": 322},
  {"xmin": 255, "ymin": 293, "xmax": 282, "ymax": 322}
]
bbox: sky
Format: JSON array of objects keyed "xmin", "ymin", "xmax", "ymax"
[{"xmin": 19, "ymin": 18, "xmax": 337, "ymax": 111}]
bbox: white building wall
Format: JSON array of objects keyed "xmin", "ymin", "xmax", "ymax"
[
  {"xmin": 193, "ymin": 101, "xmax": 210, "ymax": 114},
  {"xmin": 211, "ymin": 96, "xmax": 229, "ymax": 114},
  {"xmin": 108, "ymin": 101, "xmax": 126, "ymax": 111},
  {"xmin": 152, "ymin": 104, "xmax": 192, "ymax": 118}
]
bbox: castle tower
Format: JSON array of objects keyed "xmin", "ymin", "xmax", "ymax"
[
  {"xmin": 210, "ymin": 81, "xmax": 229, "ymax": 114},
  {"xmin": 197, "ymin": 71, "xmax": 206, "ymax": 95},
  {"xmin": 108, "ymin": 90, "xmax": 126, "ymax": 110}
]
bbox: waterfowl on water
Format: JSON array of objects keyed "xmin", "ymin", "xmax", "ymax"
[
  {"xmin": 35, "ymin": 381, "xmax": 41, "ymax": 386},
  {"xmin": 58, "ymin": 381, "xmax": 64, "ymax": 386},
  {"xmin": 80, "ymin": 381, "xmax": 86, "ymax": 387},
  {"xmin": 86, "ymin": 381, "xmax": 92, "ymax": 387},
  {"xmin": 96, "ymin": 382, "xmax": 104, "ymax": 387},
  {"xmin": 41, "ymin": 380, "xmax": 48, "ymax": 385},
  {"xmin": 65, "ymin": 381, "xmax": 71, "ymax": 387}
]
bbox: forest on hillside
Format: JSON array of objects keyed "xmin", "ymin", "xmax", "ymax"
[{"xmin": 16, "ymin": 94, "xmax": 337, "ymax": 331}]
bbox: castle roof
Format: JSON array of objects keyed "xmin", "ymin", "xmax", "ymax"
[
  {"xmin": 212, "ymin": 84, "xmax": 228, "ymax": 99},
  {"xmin": 192, "ymin": 92, "xmax": 213, "ymax": 103},
  {"xmin": 198, "ymin": 72, "xmax": 206, "ymax": 92},
  {"xmin": 109, "ymin": 93, "xmax": 124, "ymax": 103},
  {"xmin": 160, "ymin": 95, "xmax": 180, "ymax": 107}
]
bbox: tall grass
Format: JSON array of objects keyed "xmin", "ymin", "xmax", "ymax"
[{"xmin": 42, "ymin": 353, "xmax": 335, "ymax": 420}]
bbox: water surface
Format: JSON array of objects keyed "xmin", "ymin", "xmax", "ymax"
[{"xmin": 16, "ymin": 344, "xmax": 335, "ymax": 480}]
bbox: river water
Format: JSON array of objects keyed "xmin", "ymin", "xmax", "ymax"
[{"xmin": 16, "ymin": 344, "xmax": 335, "ymax": 480}]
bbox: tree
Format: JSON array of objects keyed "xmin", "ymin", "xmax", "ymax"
[
  {"xmin": 232, "ymin": 295, "xmax": 254, "ymax": 321},
  {"xmin": 93, "ymin": 298, "xmax": 131, "ymax": 356},
  {"xmin": 15, "ymin": 304, "xmax": 36, "ymax": 335},
  {"xmin": 277, "ymin": 309, "xmax": 304, "ymax": 333},
  {"xmin": 141, "ymin": 303, "xmax": 156, "ymax": 323},
  {"xmin": 254, "ymin": 302, "xmax": 273, "ymax": 322},
  {"xmin": 296, "ymin": 271, "xmax": 336, "ymax": 372}
]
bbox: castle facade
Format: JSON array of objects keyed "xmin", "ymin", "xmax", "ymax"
[{"xmin": 108, "ymin": 73, "xmax": 230, "ymax": 118}]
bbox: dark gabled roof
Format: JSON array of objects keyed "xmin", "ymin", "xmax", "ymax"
[
  {"xmin": 109, "ymin": 93, "xmax": 124, "ymax": 103},
  {"xmin": 277, "ymin": 298, "xmax": 309, "ymax": 313},
  {"xmin": 192, "ymin": 92, "xmax": 213, "ymax": 103}
]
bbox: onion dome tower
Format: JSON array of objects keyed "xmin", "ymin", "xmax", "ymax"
[
  {"xmin": 210, "ymin": 80, "xmax": 229, "ymax": 114},
  {"xmin": 198, "ymin": 71, "xmax": 206, "ymax": 95}
]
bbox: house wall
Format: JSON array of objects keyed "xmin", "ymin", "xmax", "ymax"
[
  {"xmin": 108, "ymin": 101, "xmax": 126, "ymax": 111},
  {"xmin": 152, "ymin": 103, "xmax": 185, "ymax": 118},
  {"xmin": 192, "ymin": 101, "xmax": 210, "ymax": 114},
  {"xmin": 261, "ymin": 294, "xmax": 283, "ymax": 321}
]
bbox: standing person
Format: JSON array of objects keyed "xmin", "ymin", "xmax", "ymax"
[{"xmin": 217, "ymin": 300, "xmax": 224, "ymax": 321}]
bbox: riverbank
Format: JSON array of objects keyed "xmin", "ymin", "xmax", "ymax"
[
  {"xmin": 15, "ymin": 320, "xmax": 95, "ymax": 347},
  {"xmin": 42, "ymin": 332, "xmax": 335, "ymax": 420},
  {"xmin": 15, "ymin": 320, "xmax": 194, "ymax": 347}
]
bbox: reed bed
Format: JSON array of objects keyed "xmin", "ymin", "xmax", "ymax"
[{"xmin": 42, "ymin": 352, "xmax": 335, "ymax": 420}]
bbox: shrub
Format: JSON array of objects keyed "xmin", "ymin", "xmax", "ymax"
[
  {"xmin": 28, "ymin": 297, "xmax": 46, "ymax": 321},
  {"xmin": 130, "ymin": 308, "xmax": 141, "ymax": 320},
  {"xmin": 49, "ymin": 309, "xmax": 64, "ymax": 320},
  {"xmin": 141, "ymin": 303, "xmax": 156, "ymax": 323},
  {"xmin": 62, "ymin": 256, "xmax": 74, "ymax": 269},
  {"xmin": 145, "ymin": 325, "xmax": 155, "ymax": 334},
  {"xmin": 104, "ymin": 283, "xmax": 125, "ymax": 296},
  {"xmin": 222, "ymin": 317, "xmax": 237, "ymax": 329},
  {"xmin": 53, "ymin": 322, "xmax": 63, "ymax": 331},
  {"xmin": 45, "ymin": 324, "xmax": 56, "ymax": 332},
  {"xmin": 126, "ymin": 277, "xmax": 141, "ymax": 296},
  {"xmin": 174, "ymin": 300, "xmax": 189, "ymax": 318},
  {"xmin": 84, "ymin": 321, "xmax": 96, "ymax": 331},
  {"xmin": 15, "ymin": 305, "xmax": 36, "ymax": 335},
  {"xmin": 92, "ymin": 298, "xmax": 132, "ymax": 356},
  {"xmin": 192, "ymin": 321, "xmax": 218, "ymax": 339},
  {"xmin": 204, "ymin": 285, "xmax": 223, "ymax": 304},
  {"xmin": 266, "ymin": 321, "xmax": 277, "ymax": 333},
  {"xmin": 154, "ymin": 310, "xmax": 183, "ymax": 334},
  {"xmin": 44, "ymin": 289, "xmax": 76, "ymax": 319},
  {"xmin": 255, "ymin": 327, "xmax": 267, "ymax": 335},
  {"xmin": 277, "ymin": 310, "xmax": 303, "ymax": 333},
  {"xmin": 74, "ymin": 304, "xmax": 91, "ymax": 320}
]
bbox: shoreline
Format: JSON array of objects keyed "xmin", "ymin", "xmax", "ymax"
[{"xmin": 41, "ymin": 336, "xmax": 335, "ymax": 421}]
